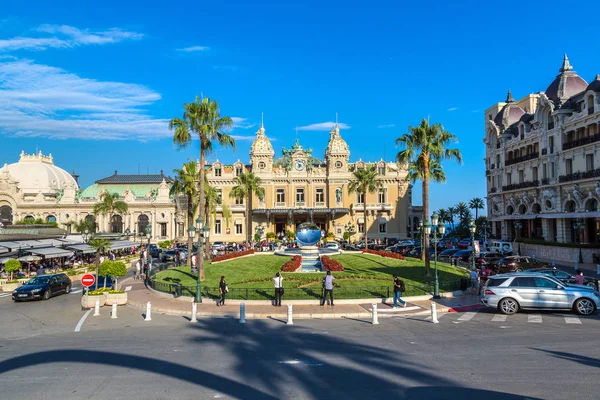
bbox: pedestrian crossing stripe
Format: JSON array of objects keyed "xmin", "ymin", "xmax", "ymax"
[
  {"xmin": 491, "ymin": 314, "xmax": 507, "ymax": 322},
  {"xmin": 0, "ymin": 293, "xmax": 11, "ymax": 297},
  {"xmin": 70, "ymin": 289, "xmax": 83, "ymax": 294},
  {"xmin": 527, "ymin": 314, "xmax": 542, "ymax": 323},
  {"xmin": 457, "ymin": 312, "xmax": 477, "ymax": 321},
  {"xmin": 450, "ymin": 311, "xmax": 584, "ymax": 325},
  {"xmin": 564, "ymin": 315, "xmax": 582, "ymax": 324}
]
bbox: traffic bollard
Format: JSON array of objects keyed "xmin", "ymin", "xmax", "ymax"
[
  {"xmin": 145, "ymin": 301, "xmax": 152, "ymax": 321},
  {"xmin": 372, "ymin": 303, "xmax": 379, "ymax": 325},
  {"xmin": 111, "ymin": 303, "xmax": 117, "ymax": 319},
  {"xmin": 93, "ymin": 298, "xmax": 100, "ymax": 316},
  {"xmin": 430, "ymin": 301, "xmax": 439, "ymax": 324},
  {"xmin": 191, "ymin": 302, "xmax": 197, "ymax": 323},
  {"xmin": 286, "ymin": 304, "xmax": 294, "ymax": 325},
  {"xmin": 240, "ymin": 303, "xmax": 246, "ymax": 324}
]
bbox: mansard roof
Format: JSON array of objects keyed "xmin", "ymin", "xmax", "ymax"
[{"xmin": 95, "ymin": 171, "xmax": 172, "ymax": 184}]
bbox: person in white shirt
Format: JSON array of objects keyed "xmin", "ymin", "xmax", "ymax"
[
  {"xmin": 135, "ymin": 261, "xmax": 141, "ymax": 280},
  {"xmin": 273, "ymin": 272, "xmax": 284, "ymax": 307},
  {"xmin": 470, "ymin": 269, "xmax": 480, "ymax": 295},
  {"xmin": 320, "ymin": 271, "xmax": 335, "ymax": 306}
]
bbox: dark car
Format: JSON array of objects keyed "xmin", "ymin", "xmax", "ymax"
[
  {"xmin": 496, "ymin": 256, "xmax": 549, "ymax": 273},
  {"xmin": 439, "ymin": 248, "xmax": 461, "ymax": 257},
  {"xmin": 450, "ymin": 250, "xmax": 472, "ymax": 263},
  {"xmin": 528, "ymin": 267, "xmax": 599, "ymax": 290},
  {"xmin": 469, "ymin": 251, "xmax": 503, "ymax": 268},
  {"xmin": 12, "ymin": 273, "xmax": 72, "ymax": 301},
  {"xmin": 149, "ymin": 248, "xmax": 162, "ymax": 259},
  {"xmin": 161, "ymin": 250, "xmax": 187, "ymax": 262}
]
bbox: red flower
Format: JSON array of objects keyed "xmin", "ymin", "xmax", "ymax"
[
  {"xmin": 281, "ymin": 255, "xmax": 302, "ymax": 272},
  {"xmin": 361, "ymin": 249, "xmax": 403, "ymax": 260},
  {"xmin": 213, "ymin": 249, "xmax": 256, "ymax": 262},
  {"xmin": 321, "ymin": 256, "xmax": 344, "ymax": 271}
]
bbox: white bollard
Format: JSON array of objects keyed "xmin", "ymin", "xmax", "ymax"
[
  {"xmin": 145, "ymin": 301, "xmax": 152, "ymax": 321},
  {"xmin": 286, "ymin": 304, "xmax": 294, "ymax": 325},
  {"xmin": 111, "ymin": 302, "xmax": 117, "ymax": 319},
  {"xmin": 430, "ymin": 301, "xmax": 439, "ymax": 324},
  {"xmin": 239, "ymin": 303, "xmax": 246, "ymax": 324},
  {"xmin": 372, "ymin": 303, "xmax": 379, "ymax": 325},
  {"xmin": 93, "ymin": 298, "xmax": 100, "ymax": 316},
  {"xmin": 191, "ymin": 302, "xmax": 197, "ymax": 323}
]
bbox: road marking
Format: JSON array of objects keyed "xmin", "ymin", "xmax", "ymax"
[
  {"xmin": 372, "ymin": 306, "xmax": 421, "ymax": 312},
  {"xmin": 527, "ymin": 314, "xmax": 542, "ymax": 323},
  {"xmin": 564, "ymin": 315, "xmax": 582, "ymax": 324},
  {"xmin": 74, "ymin": 309, "xmax": 92, "ymax": 332},
  {"xmin": 457, "ymin": 312, "xmax": 478, "ymax": 321},
  {"xmin": 491, "ymin": 314, "xmax": 507, "ymax": 322},
  {"xmin": 0, "ymin": 293, "xmax": 11, "ymax": 298},
  {"xmin": 70, "ymin": 289, "xmax": 83, "ymax": 294},
  {"xmin": 124, "ymin": 286, "xmax": 132, "ymax": 292}
]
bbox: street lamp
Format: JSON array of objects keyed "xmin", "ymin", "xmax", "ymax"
[
  {"xmin": 514, "ymin": 221, "xmax": 522, "ymax": 256},
  {"xmin": 573, "ymin": 219, "xmax": 584, "ymax": 266},
  {"xmin": 124, "ymin": 228, "xmax": 130, "ymax": 240},
  {"xmin": 469, "ymin": 219, "xmax": 476, "ymax": 271},
  {"xmin": 82, "ymin": 228, "xmax": 90, "ymax": 243},
  {"xmin": 193, "ymin": 216, "xmax": 206, "ymax": 303},
  {"xmin": 145, "ymin": 225, "xmax": 152, "ymax": 245},
  {"xmin": 418, "ymin": 220, "xmax": 424, "ymax": 248},
  {"xmin": 429, "ymin": 212, "xmax": 446, "ymax": 299}
]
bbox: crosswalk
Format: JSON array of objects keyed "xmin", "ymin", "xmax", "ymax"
[
  {"xmin": 70, "ymin": 289, "xmax": 83, "ymax": 294},
  {"xmin": 441, "ymin": 310, "xmax": 593, "ymax": 325},
  {"xmin": 0, "ymin": 292, "xmax": 11, "ymax": 298}
]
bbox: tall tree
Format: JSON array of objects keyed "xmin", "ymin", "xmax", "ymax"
[
  {"xmin": 169, "ymin": 96, "xmax": 235, "ymax": 280},
  {"xmin": 169, "ymin": 161, "xmax": 200, "ymax": 267},
  {"xmin": 88, "ymin": 238, "xmax": 111, "ymax": 291},
  {"xmin": 93, "ymin": 192, "xmax": 128, "ymax": 233},
  {"xmin": 395, "ymin": 118, "xmax": 462, "ymax": 275},
  {"xmin": 73, "ymin": 219, "xmax": 96, "ymax": 234},
  {"xmin": 469, "ymin": 197, "xmax": 485, "ymax": 220},
  {"xmin": 229, "ymin": 172, "xmax": 265, "ymax": 243},
  {"xmin": 456, "ymin": 202, "xmax": 469, "ymax": 225},
  {"xmin": 447, "ymin": 206, "xmax": 457, "ymax": 233},
  {"xmin": 437, "ymin": 208, "xmax": 449, "ymax": 228},
  {"xmin": 347, "ymin": 166, "xmax": 383, "ymax": 247}
]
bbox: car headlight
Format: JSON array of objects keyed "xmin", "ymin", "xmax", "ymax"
[{"xmin": 31, "ymin": 288, "xmax": 43, "ymax": 293}]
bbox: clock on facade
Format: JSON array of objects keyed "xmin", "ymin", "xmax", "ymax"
[{"xmin": 294, "ymin": 159, "xmax": 305, "ymax": 171}]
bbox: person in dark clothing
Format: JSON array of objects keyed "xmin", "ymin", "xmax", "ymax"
[
  {"xmin": 320, "ymin": 271, "xmax": 335, "ymax": 306},
  {"xmin": 273, "ymin": 272, "xmax": 283, "ymax": 307},
  {"xmin": 218, "ymin": 276, "xmax": 227, "ymax": 307},
  {"xmin": 392, "ymin": 274, "xmax": 407, "ymax": 308}
]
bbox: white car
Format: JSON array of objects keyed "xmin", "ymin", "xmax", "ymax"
[{"xmin": 324, "ymin": 242, "xmax": 340, "ymax": 250}]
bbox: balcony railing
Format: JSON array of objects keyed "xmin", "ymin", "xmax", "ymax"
[
  {"xmin": 501, "ymin": 180, "xmax": 540, "ymax": 191},
  {"xmin": 490, "ymin": 188, "xmax": 497, "ymax": 193},
  {"xmin": 295, "ymin": 202, "xmax": 306, "ymax": 207},
  {"xmin": 275, "ymin": 202, "xmax": 286, "ymax": 207},
  {"xmin": 314, "ymin": 201, "xmax": 325, "ymax": 207},
  {"xmin": 563, "ymin": 132, "xmax": 600, "ymax": 151},
  {"xmin": 558, "ymin": 168, "xmax": 600, "ymax": 183},
  {"xmin": 504, "ymin": 152, "xmax": 539, "ymax": 167},
  {"xmin": 541, "ymin": 178, "xmax": 550, "ymax": 185}
]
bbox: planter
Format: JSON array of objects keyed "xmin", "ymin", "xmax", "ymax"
[
  {"xmin": 82, "ymin": 294, "xmax": 106, "ymax": 308},
  {"xmin": 105, "ymin": 292, "xmax": 128, "ymax": 305},
  {"xmin": 1, "ymin": 282, "xmax": 20, "ymax": 292}
]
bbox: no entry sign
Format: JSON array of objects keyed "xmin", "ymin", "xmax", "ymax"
[{"xmin": 81, "ymin": 274, "xmax": 95, "ymax": 288}]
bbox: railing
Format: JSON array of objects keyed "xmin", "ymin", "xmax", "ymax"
[
  {"xmin": 502, "ymin": 180, "xmax": 539, "ymax": 191},
  {"xmin": 558, "ymin": 168, "xmax": 600, "ymax": 183},
  {"xmin": 275, "ymin": 202, "xmax": 286, "ymax": 207},
  {"xmin": 314, "ymin": 202, "xmax": 325, "ymax": 207},
  {"xmin": 541, "ymin": 178, "xmax": 550, "ymax": 185},
  {"xmin": 504, "ymin": 151, "xmax": 539, "ymax": 167},
  {"xmin": 563, "ymin": 132, "xmax": 600, "ymax": 151},
  {"xmin": 490, "ymin": 188, "xmax": 497, "ymax": 193}
]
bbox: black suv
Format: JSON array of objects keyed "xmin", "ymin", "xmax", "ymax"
[
  {"xmin": 528, "ymin": 268, "xmax": 599, "ymax": 290},
  {"xmin": 12, "ymin": 273, "xmax": 72, "ymax": 301},
  {"xmin": 496, "ymin": 256, "xmax": 549, "ymax": 273}
]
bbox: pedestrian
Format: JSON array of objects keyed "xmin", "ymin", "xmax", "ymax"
[
  {"xmin": 320, "ymin": 270, "xmax": 335, "ymax": 306},
  {"xmin": 273, "ymin": 272, "xmax": 284, "ymax": 307},
  {"xmin": 470, "ymin": 269, "xmax": 480, "ymax": 295},
  {"xmin": 218, "ymin": 276, "xmax": 228, "ymax": 307},
  {"xmin": 392, "ymin": 274, "xmax": 407, "ymax": 308},
  {"xmin": 574, "ymin": 270, "xmax": 585, "ymax": 285},
  {"xmin": 135, "ymin": 260, "xmax": 141, "ymax": 280}
]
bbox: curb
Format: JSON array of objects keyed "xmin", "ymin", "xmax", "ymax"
[{"xmin": 448, "ymin": 304, "xmax": 486, "ymax": 313}]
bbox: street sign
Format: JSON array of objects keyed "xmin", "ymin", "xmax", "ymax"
[{"xmin": 81, "ymin": 274, "xmax": 95, "ymax": 288}]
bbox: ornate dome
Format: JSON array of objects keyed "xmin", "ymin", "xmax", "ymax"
[
  {"xmin": 0, "ymin": 151, "xmax": 79, "ymax": 193},
  {"xmin": 325, "ymin": 124, "xmax": 349, "ymax": 157},
  {"xmin": 545, "ymin": 54, "xmax": 588, "ymax": 103},
  {"xmin": 493, "ymin": 90, "xmax": 525, "ymax": 128},
  {"xmin": 586, "ymin": 74, "xmax": 600, "ymax": 93},
  {"xmin": 250, "ymin": 126, "xmax": 275, "ymax": 157}
]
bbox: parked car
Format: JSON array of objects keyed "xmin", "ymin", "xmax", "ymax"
[
  {"xmin": 450, "ymin": 250, "xmax": 472, "ymax": 263},
  {"xmin": 439, "ymin": 248, "xmax": 461, "ymax": 257},
  {"xmin": 212, "ymin": 241, "xmax": 226, "ymax": 251},
  {"xmin": 488, "ymin": 240, "xmax": 513, "ymax": 255},
  {"xmin": 527, "ymin": 268, "xmax": 599, "ymax": 290},
  {"xmin": 469, "ymin": 251, "xmax": 503, "ymax": 268},
  {"xmin": 481, "ymin": 273, "xmax": 600, "ymax": 315},
  {"xmin": 324, "ymin": 242, "xmax": 340, "ymax": 250},
  {"xmin": 496, "ymin": 256, "xmax": 549, "ymax": 273},
  {"xmin": 12, "ymin": 273, "xmax": 72, "ymax": 301},
  {"xmin": 457, "ymin": 238, "xmax": 472, "ymax": 249},
  {"xmin": 149, "ymin": 248, "xmax": 163, "ymax": 259},
  {"xmin": 161, "ymin": 250, "xmax": 187, "ymax": 262}
]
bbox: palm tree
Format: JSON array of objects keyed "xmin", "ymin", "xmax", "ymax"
[
  {"xmin": 456, "ymin": 202, "xmax": 469, "ymax": 226},
  {"xmin": 88, "ymin": 238, "xmax": 111, "ymax": 291},
  {"xmin": 437, "ymin": 208, "xmax": 449, "ymax": 227},
  {"xmin": 169, "ymin": 161, "xmax": 200, "ymax": 267},
  {"xmin": 73, "ymin": 219, "xmax": 95, "ymax": 234},
  {"xmin": 347, "ymin": 166, "xmax": 382, "ymax": 247},
  {"xmin": 229, "ymin": 172, "xmax": 265, "ymax": 243},
  {"xmin": 93, "ymin": 192, "xmax": 128, "ymax": 233},
  {"xmin": 469, "ymin": 197, "xmax": 485, "ymax": 220},
  {"xmin": 447, "ymin": 206, "xmax": 457, "ymax": 233},
  {"xmin": 396, "ymin": 118, "xmax": 462, "ymax": 275},
  {"xmin": 169, "ymin": 96, "xmax": 235, "ymax": 281}
]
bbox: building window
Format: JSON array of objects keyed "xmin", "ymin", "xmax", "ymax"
[
  {"xmin": 258, "ymin": 161, "xmax": 266, "ymax": 170},
  {"xmin": 547, "ymin": 111, "xmax": 554, "ymax": 130},
  {"xmin": 235, "ymin": 166, "xmax": 243, "ymax": 176},
  {"xmin": 551, "ymin": 162, "xmax": 555, "ymax": 178},
  {"xmin": 276, "ymin": 188, "xmax": 285, "ymax": 203},
  {"xmin": 235, "ymin": 221, "xmax": 243, "ymax": 235},
  {"xmin": 358, "ymin": 222, "xmax": 365, "ymax": 233},
  {"xmin": 588, "ymin": 95, "xmax": 595, "ymax": 115},
  {"xmin": 160, "ymin": 223, "xmax": 167, "ymax": 237},
  {"xmin": 335, "ymin": 161, "xmax": 343, "ymax": 169},
  {"xmin": 519, "ymin": 170, "xmax": 524, "ymax": 184},
  {"xmin": 533, "ymin": 167, "xmax": 538, "ymax": 181},
  {"xmin": 566, "ymin": 158, "xmax": 573, "ymax": 175},
  {"xmin": 296, "ymin": 188, "xmax": 305, "ymax": 203},
  {"xmin": 379, "ymin": 222, "xmax": 387, "ymax": 233},
  {"xmin": 507, "ymin": 173, "xmax": 512, "ymax": 185},
  {"xmin": 549, "ymin": 136, "xmax": 554, "ymax": 153},
  {"xmin": 215, "ymin": 219, "xmax": 222, "ymax": 235},
  {"xmin": 378, "ymin": 189, "xmax": 385, "ymax": 203},
  {"xmin": 315, "ymin": 188, "xmax": 324, "ymax": 203},
  {"xmin": 357, "ymin": 193, "xmax": 365, "ymax": 204},
  {"xmin": 543, "ymin": 164, "xmax": 547, "ymax": 179},
  {"xmin": 235, "ymin": 197, "xmax": 244, "ymax": 205},
  {"xmin": 495, "ymin": 154, "xmax": 500, "ymax": 167},
  {"xmin": 587, "ymin": 154, "xmax": 594, "ymax": 172},
  {"xmin": 214, "ymin": 167, "xmax": 222, "ymax": 177},
  {"xmin": 216, "ymin": 188, "xmax": 222, "ymax": 205},
  {"xmin": 378, "ymin": 165, "xmax": 385, "ymax": 175}
]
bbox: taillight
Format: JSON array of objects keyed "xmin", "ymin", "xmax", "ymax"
[
  {"xmin": 484, "ymin": 289, "xmax": 495, "ymax": 295},
  {"xmin": 508, "ymin": 263, "xmax": 516, "ymax": 267}
]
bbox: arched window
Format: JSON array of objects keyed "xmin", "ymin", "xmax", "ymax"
[
  {"xmin": 585, "ymin": 199, "xmax": 598, "ymax": 212},
  {"xmin": 547, "ymin": 111, "xmax": 554, "ymax": 130},
  {"xmin": 588, "ymin": 95, "xmax": 595, "ymax": 115},
  {"xmin": 0, "ymin": 205, "xmax": 12, "ymax": 226},
  {"xmin": 138, "ymin": 214, "xmax": 149, "ymax": 234},
  {"xmin": 565, "ymin": 200, "xmax": 576, "ymax": 213},
  {"xmin": 532, "ymin": 203, "xmax": 541, "ymax": 214},
  {"xmin": 518, "ymin": 204, "xmax": 527, "ymax": 215},
  {"xmin": 506, "ymin": 205, "xmax": 514, "ymax": 215},
  {"xmin": 46, "ymin": 215, "xmax": 56, "ymax": 223},
  {"xmin": 24, "ymin": 215, "xmax": 34, "ymax": 222},
  {"xmin": 111, "ymin": 215, "xmax": 123, "ymax": 233}
]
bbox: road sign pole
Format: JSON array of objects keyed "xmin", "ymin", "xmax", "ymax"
[{"xmin": 85, "ymin": 287, "xmax": 89, "ymax": 309}]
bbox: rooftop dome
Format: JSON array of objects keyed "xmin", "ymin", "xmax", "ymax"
[
  {"xmin": 586, "ymin": 74, "xmax": 600, "ymax": 93},
  {"xmin": 250, "ymin": 125, "xmax": 275, "ymax": 157},
  {"xmin": 493, "ymin": 90, "xmax": 525, "ymax": 128},
  {"xmin": 325, "ymin": 124, "xmax": 349, "ymax": 157},
  {"xmin": 545, "ymin": 54, "xmax": 588, "ymax": 103},
  {"xmin": 0, "ymin": 151, "xmax": 79, "ymax": 194}
]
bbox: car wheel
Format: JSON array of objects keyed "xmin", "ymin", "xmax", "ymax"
[
  {"xmin": 515, "ymin": 267, "xmax": 523, "ymax": 273},
  {"xmin": 43, "ymin": 290, "xmax": 51, "ymax": 300},
  {"xmin": 574, "ymin": 298, "xmax": 596, "ymax": 316},
  {"xmin": 498, "ymin": 298, "xmax": 519, "ymax": 315},
  {"xmin": 65, "ymin": 284, "xmax": 71, "ymax": 294}
]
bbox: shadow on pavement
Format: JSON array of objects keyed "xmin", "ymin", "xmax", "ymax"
[{"xmin": 532, "ymin": 348, "xmax": 600, "ymax": 369}]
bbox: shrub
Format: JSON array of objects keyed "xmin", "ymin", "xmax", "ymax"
[
  {"xmin": 281, "ymin": 256, "xmax": 302, "ymax": 272},
  {"xmin": 158, "ymin": 240, "xmax": 172, "ymax": 249},
  {"xmin": 266, "ymin": 232, "xmax": 276, "ymax": 240},
  {"xmin": 321, "ymin": 256, "xmax": 344, "ymax": 271},
  {"xmin": 4, "ymin": 259, "xmax": 21, "ymax": 281},
  {"xmin": 361, "ymin": 249, "xmax": 405, "ymax": 260},
  {"xmin": 212, "ymin": 249, "xmax": 255, "ymax": 263}
]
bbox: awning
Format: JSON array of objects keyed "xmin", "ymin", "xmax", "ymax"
[
  {"xmin": 13, "ymin": 240, "xmax": 47, "ymax": 248},
  {"xmin": 66, "ymin": 244, "xmax": 96, "ymax": 254},
  {"xmin": 357, "ymin": 217, "xmax": 365, "ymax": 223},
  {"xmin": 0, "ymin": 241, "xmax": 24, "ymax": 250},
  {"xmin": 538, "ymin": 211, "xmax": 600, "ymax": 219},
  {"xmin": 108, "ymin": 240, "xmax": 137, "ymax": 250},
  {"xmin": 0, "ymin": 246, "xmax": 8, "ymax": 254},
  {"xmin": 28, "ymin": 248, "xmax": 74, "ymax": 259},
  {"xmin": 36, "ymin": 239, "xmax": 74, "ymax": 247}
]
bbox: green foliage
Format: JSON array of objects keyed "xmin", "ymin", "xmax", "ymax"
[
  {"xmin": 286, "ymin": 230, "xmax": 295, "ymax": 239},
  {"xmin": 158, "ymin": 240, "xmax": 172, "ymax": 249},
  {"xmin": 347, "ymin": 165, "xmax": 382, "ymax": 245},
  {"xmin": 74, "ymin": 219, "xmax": 96, "ymax": 234},
  {"xmin": 14, "ymin": 218, "xmax": 57, "ymax": 227},
  {"xmin": 4, "ymin": 259, "xmax": 21, "ymax": 280},
  {"xmin": 343, "ymin": 231, "xmax": 351, "ymax": 240},
  {"xmin": 266, "ymin": 232, "xmax": 276, "ymax": 240},
  {"xmin": 253, "ymin": 232, "xmax": 262, "ymax": 242},
  {"xmin": 229, "ymin": 172, "xmax": 265, "ymax": 243},
  {"xmin": 98, "ymin": 260, "xmax": 112, "ymax": 277},
  {"xmin": 110, "ymin": 261, "xmax": 127, "ymax": 278},
  {"xmin": 93, "ymin": 191, "xmax": 128, "ymax": 218}
]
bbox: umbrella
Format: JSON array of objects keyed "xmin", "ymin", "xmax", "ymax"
[{"xmin": 18, "ymin": 255, "xmax": 42, "ymax": 262}]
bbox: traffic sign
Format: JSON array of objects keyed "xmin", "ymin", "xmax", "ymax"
[{"xmin": 81, "ymin": 274, "xmax": 95, "ymax": 288}]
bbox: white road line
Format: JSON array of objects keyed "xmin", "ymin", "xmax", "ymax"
[
  {"xmin": 0, "ymin": 293, "xmax": 11, "ymax": 297},
  {"xmin": 564, "ymin": 315, "xmax": 582, "ymax": 324},
  {"xmin": 124, "ymin": 286, "xmax": 132, "ymax": 292},
  {"xmin": 70, "ymin": 289, "xmax": 83, "ymax": 294},
  {"xmin": 491, "ymin": 314, "xmax": 507, "ymax": 322},
  {"xmin": 527, "ymin": 314, "xmax": 542, "ymax": 323},
  {"xmin": 457, "ymin": 312, "xmax": 478, "ymax": 321},
  {"xmin": 74, "ymin": 309, "xmax": 92, "ymax": 332},
  {"xmin": 372, "ymin": 306, "xmax": 421, "ymax": 312}
]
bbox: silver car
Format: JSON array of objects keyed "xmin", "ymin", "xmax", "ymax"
[{"xmin": 481, "ymin": 273, "xmax": 600, "ymax": 315}]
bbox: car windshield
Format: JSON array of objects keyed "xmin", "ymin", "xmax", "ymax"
[{"xmin": 26, "ymin": 276, "xmax": 51, "ymax": 285}]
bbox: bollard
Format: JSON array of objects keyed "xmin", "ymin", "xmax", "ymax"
[
  {"xmin": 145, "ymin": 301, "xmax": 152, "ymax": 321},
  {"xmin": 239, "ymin": 303, "xmax": 246, "ymax": 324},
  {"xmin": 371, "ymin": 303, "xmax": 379, "ymax": 325},
  {"xmin": 93, "ymin": 298, "xmax": 100, "ymax": 316},
  {"xmin": 430, "ymin": 301, "xmax": 439, "ymax": 324},
  {"xmin": 551, "ymin": 259, "xmax": 556, "ymax": 267},
  {"xmin": 191, "ymin": 302, "xmax": 197, "ymax": 323},
  {"xmin": 286, "ymin": 304, "xmax": 294, "ymax": 325},
  {"xmin": 111, "ymin": 302, "xmax": 117, "ymax": 319}
]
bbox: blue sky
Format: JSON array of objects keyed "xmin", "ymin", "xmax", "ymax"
[{"xmin": 1, "ymin": 0, "xmax": 600, "ymax": 215}]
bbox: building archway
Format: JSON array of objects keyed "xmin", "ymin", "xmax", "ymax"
[
  {"xmin": 138, "ymin": 214, "xmax": 149, "ymax": 234},
  {"xmin": 518, "ymin": 204, "xmax": 527, "ymax": 215},
  {"xmin": 585, "ymin": 198, "xmax": 598, "ymax": 212},
  {"xmin": 565, "ymin": 200, "xmax": 576, "ymax": 213},
  {"xmin": 46, "ymin": 215, "xmax": 56, "ymax": 223},
  {"xmin": 532, "ymin": 203, "xmax": 542, "ymax": 214},
  {"xmin": 0, "ymin": 205, "xmax": 12, "ymax": 226},
  {"xmin": 506, "ymin": 205, "xmax": 514, "ymax": 215},
  {"xmin": 111, "ymin": 215, "xmax": 123, "ymax": 233}
]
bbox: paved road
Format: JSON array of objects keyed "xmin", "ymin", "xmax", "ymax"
[{"xmin": 1, "ymin": 289, "xmax": 599, "ymax": 399}]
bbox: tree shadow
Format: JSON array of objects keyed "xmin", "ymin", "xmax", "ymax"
[{"xmin": 531, "ymin": 348, "xmax": 600, "ymax": 369}]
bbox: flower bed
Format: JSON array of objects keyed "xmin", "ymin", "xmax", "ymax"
[
  {"xmin": 212, "ymin": 249, "xmax": 255, "ymax": 263},
  {"xmin": 281, "ymin": 255, "xmax": 302, "ymax": 272},
  {"xmin": 361, "ymin": 249, "xmax": 404, "ymax": 260},
  {"xmin": 321, "ymin": 256, "xmax": 344, "ymax": 271}
]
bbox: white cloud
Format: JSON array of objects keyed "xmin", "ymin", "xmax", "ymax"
[
  {"xmin": 0, "ymin": 58, "xmax": 168, "ymax": 141},
  {"xmin": 231, "ymin": 117, "xmax": 256, "ymax": 129},
  {"xmin": 447, "ymin": 107, "xmax": 458, "ymax": 112},
  {"xmin": 0, "ymin": 24, "xmax": 143, "ymax": 52},
  {"xmin": 230, "ymin": 135, "xmax": 256, "ymax": 141},
  {"xmin": 377, "ymin": 124, "xmax": 395, "ymax": 128},
  {"xmin": 297, "ymin": 122, "xmax": 350, "ymax": 131},
  {"xmin": 176, "ymin": 45, "xmax": 210, "ymax": 52}
]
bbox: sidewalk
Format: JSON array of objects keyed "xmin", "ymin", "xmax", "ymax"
[{"xmin": 123, "ymin": 278, "xmax": 483, "ymax": 319}]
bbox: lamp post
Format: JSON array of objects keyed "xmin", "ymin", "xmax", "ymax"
[
  {"xmin": 573, "ymin": 219, "xmax": 584, "ymax": 265},
  {"xmin": 514, "ymin": 221, "xmax": 522, "ymax": 256},
  {"xmin": 145, "ymin": 225, "xmax": 152, "ymax": 245},
  {"xmin": 190, "ymin": 216, "xmax": 209, "ymax": 303},
  {"xmin": 418, "ymin": 220, "xmax": 424, "ymax": 248},
  {"xmin": 82, "ymin": 228, "xmax": 90, "ymax": 244},
  {"xmin": 469, "ymin": 219, "xmax": 476, "ymax": 271},
  {"xmin": 429, "ymin": 212, "xmax": 446, "ymax": 299}
]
